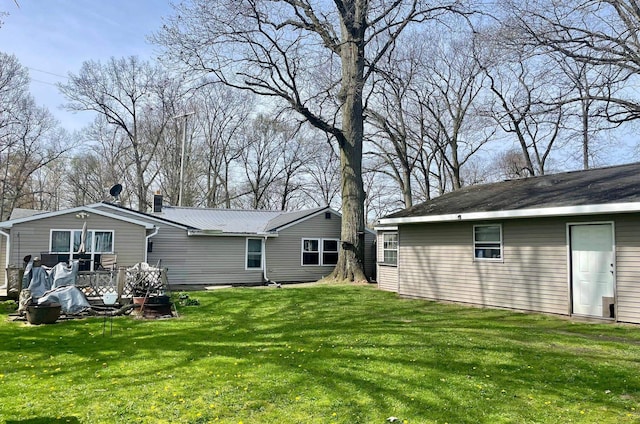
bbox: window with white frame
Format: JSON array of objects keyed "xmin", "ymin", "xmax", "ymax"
[
  {"xmin": 322, "ymin": 239, "xmax": 339, "ymax": 266},
  {"xmin": 473, "ymin": 224, "xmax": 502, "ymax": 260},
  {"xmin": 49, "ymin": 229, "xmax": 114, "ymax": 271},
  {"xmin": 246, "ymin": 238, "xmax": 263, "ymax": 269},
  {"xmin": 50, "ymin": 229, "xmax": 114, "ymax": 254},
  {"xmin": 382, "ymin": 232, "xmax": 398, "ymax": 265},
  {"xmin": 302, "ymin": 239, "xmax": 320, "ymax": 265},
  {"xmin": 301, "ymin": 238, "xmax": 340, "ymax": 266}
]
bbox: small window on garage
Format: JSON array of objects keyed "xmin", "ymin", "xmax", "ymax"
[
  {"xmin": 474, "ymin": 224, "xmax": 502, "ymax": 260},
  {"xmin": 382, "ymin": 232, "xmax": 398, "ymax": 265}
]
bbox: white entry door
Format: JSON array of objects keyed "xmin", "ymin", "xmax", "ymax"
[{"xmin": 570, "ymin": 224, "xmax": 614, "ymax": 317}]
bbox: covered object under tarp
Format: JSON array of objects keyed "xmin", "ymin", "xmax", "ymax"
[{"xmin": 21, "ymin": 260, "xmax": 91, "ymax": 314}]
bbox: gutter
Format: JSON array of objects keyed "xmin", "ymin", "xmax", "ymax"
[
  {"xmin": 187, "ymin": 230, "xmax": 279, "ymax": 238},
  {"xmin": 378, "ymin": 202, "xmax": 640, "ymax": 226},
  {"xmin": 0, "ymin": 229, "xmax": 10, "ymax": 290},
  {"xmin": 144, "ymin": 226, "xmax": 159, "ymax": 263},
  {"xmin": 262, "ymin": 235, "xmax": 269, "ymax": 283}
]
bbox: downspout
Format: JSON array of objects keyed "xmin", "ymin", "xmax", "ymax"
[
  {"xmin": 0, "ymin": 229, "xmax": 10, "ymax": 289},
  {"xmin": 144, "ymin": 226, "xmax": 159, "ymax": 264},
  {"xmin": 262, "ymin": 235, "xmax": 269, "ymax": 283}
]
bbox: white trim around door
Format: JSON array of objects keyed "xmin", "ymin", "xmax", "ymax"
[{"xmin": 567, "ymin": 222, "xmax": 616, "ymax": 319}]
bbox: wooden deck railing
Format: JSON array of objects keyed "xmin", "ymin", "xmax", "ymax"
[{"xmin": 5, "ymin": 266, "xmax": 169, "ymax": 301}]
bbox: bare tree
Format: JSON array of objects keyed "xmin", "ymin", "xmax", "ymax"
[
  {"xmin": 300, "ymin": 134, "xmax": 342, "ymax": 209},
  {"xmin": 505, "ymin": 0, "xmax": 640, "ymax": 123},
  {"xmin": 418, "ymin": 35, "xmax": 494, "ymax": 189},
  {"xmin": 0, "ymin": 53, "xmax": 70, "ymax": 219},
  {"xmin": 65, "ymin": 116, "xmax": 135, "ymax": 207},
  {"xmin": 59, "ymin": 56, "xmax": 176, "ymax": 211},
  {"xmin": 155, "ymin": 0, "xmax": 471, "ymax": 281},
  {"xmin": 192, "ymin": 84, "xmax": 253, "ymax": 208},
  {"xmin": 551, "ymin": 54, "xmax": 618, "ymax": 169},
  {"xmin": 495, "ymin": 148, "xmax": 532, "ymax": 179},
  {"xmin": 475, "ymin": 27, "xmax": 569, "ymax": 176},
  {"xmin": 237, "ymin": 115, "xmax": 290, "ymax": 209},
  {"xmin": 367, "ymin": 36, "xmax": 427, "ymax": 209}
]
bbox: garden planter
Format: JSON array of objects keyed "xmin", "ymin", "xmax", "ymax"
[{"xmin": 26, "ymin": 303, "xmax": 61, "ymax": 325}]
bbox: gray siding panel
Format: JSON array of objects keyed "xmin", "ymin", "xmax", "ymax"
[
  {"xmin": 5, "ymin": 212, "xmax": 146, "ymax": 268},
  {"xmin": 613, "ymin": 215, "xmax": 640, "ymax": 324},
  {"xmin": 398, "ymin": 219, "xmax": 569, "ymax": 316},
  {"xmin": 266, "ymin": 213, "xmax": 342, "ymax": 282},
  {"xmin": 91, "ymin": 206, "xmax": 381, "ymax": 286},
  {"xmin": 377, "ymin": 265, "xmax": 398, "ymax": 292},
  {"xmin": 0, "ymin": 235, "xmax": 6, "ymax": 287}
]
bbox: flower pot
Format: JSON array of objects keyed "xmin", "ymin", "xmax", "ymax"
[{"xmin": 26, "ymin": 303, "xmax": 61, "ymax": 325}]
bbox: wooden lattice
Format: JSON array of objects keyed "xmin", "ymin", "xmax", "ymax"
[
  {"xmin": 123, "ymin": 268, "xmax": 168, "ymax": 297},
  {"xmin": 76, "ymin": 270, "xmax": 120, "ymax": 298}
]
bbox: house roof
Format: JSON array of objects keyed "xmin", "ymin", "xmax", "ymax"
[
  {"xmin": 92, "ymin": 202, "xmax": 192, "ymax": 230},
  {"xmin": 157, "ymin": 205, "xmax": 330, "ymax": 234},
  {"xmin": 379, "ymin": 162, "xmax": 640, "ymax": 225},
  {"xmin": 0, "ymin": 206, "xmax": 156, "ymax": 229},
  {"xmin": 9, "ymin": 208, "xmax": 47, "ymax": 220}
]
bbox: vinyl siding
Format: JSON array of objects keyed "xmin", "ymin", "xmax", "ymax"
[
  {"xmin": 94, "ymin": 206, "xmax": 264, "ymax": 286},
  {"xmin": 5, "ymin": 212, "xmax": 146, "ymax": 268},
  {"xmin": 613, "ymin": 214, "xmax": 640, "ymax": 324},
  {"xmin": 266, "ymin": 213, "xmax": 342, "ymax": 282},
  {"xmin": 0, "ymin": 235, "xmax": 7, "ymax": 287},
  {"xmin": 398, "ymin": 218, "xmax": 570, "ymax": 315},
  {"xmin": 377, "ymin": 265, "xmax": 398, "ymax": 292},
  {"xmin": 173, "ymin": 235, "xmax": 263, "ymax": 286}
]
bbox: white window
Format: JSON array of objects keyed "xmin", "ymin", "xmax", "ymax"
[
  {"xmin": 246, "ymin": 238, "xmax": 263, "ymax": 269},
  {"xmin": 49, "ymin": 229, "xmax": 114, "ymax": 271},
  {"xmin": 302, "ymin": 239, "xmax": 320, "ymax": 265},
  {"xmin": 474, "ymin": 225, "xmax": 502, "ymax": 260},
  {"xmin": 322, "ymin": 239, "xmax": 339, "ymax": 266},
  {"xmin": 50, "ymin": 229, "xmax": 114, "ymax": 254},
  {"xmin": 302, "ymin": 238, "xmax": 340, "ymax": 266},
  {"xmin": 382, "ymin": 232, "xmax": 398, "ymax": 265}
]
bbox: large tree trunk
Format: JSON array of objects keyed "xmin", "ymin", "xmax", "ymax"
[{"xmin": 330, "ymin": 0, "xmax": 367, "ymax": 282}]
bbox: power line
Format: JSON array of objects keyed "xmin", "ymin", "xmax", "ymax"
[
  {"xmin": 27, "ymin": 67, "xmax": 68, "ymax": 79},
  {"xmin": 30, "ymin": 78, "xmax": 60, "ymax": 87}
]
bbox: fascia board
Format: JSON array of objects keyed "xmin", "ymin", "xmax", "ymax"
[
  {"xmin": 187, "ymin": 230, "xmax": 279, "ymax": 237},
  {"xmin": 378, "ymin": 202, "xmax": 640, "ymax": 225},
  {"xmin": 0, "ymin": 206, "xmax": 155, "ymax": 229}
]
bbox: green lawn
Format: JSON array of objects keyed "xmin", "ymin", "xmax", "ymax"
[{"xmin": 1, "ymin": 284, "xmax": 639, "ymax": 424}]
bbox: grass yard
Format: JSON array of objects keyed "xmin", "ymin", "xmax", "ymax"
[{"xmin": 1, "ymin": 284, "xmax": 639, "ymax": 424}]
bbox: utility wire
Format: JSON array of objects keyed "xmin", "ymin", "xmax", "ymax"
[
  {"xmin": 27, "ymin": 67, "xmax": 68, "ymax": 79},
  {"xmin": 30, "ymin": 78, "xmax": 60, "ymax": 87}
]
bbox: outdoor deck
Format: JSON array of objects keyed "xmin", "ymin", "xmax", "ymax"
[{"xmin": 3, "ymin": 266, "xmax": 169, "ymax": 301}]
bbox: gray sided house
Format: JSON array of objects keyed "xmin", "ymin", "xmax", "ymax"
[
  {"xmin": 0, "ymin": 201, "xmax": 375, "ymax": 291},
  {"xmin": 376, "ymin": 163, "xmax": 640, "ymax": 325}
]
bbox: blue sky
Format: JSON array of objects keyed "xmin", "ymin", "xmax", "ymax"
[{"xmin": 0, "ymin": 0, "xmax": 173, "ymax": 131}]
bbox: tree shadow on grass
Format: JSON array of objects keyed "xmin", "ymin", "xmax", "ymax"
[
  {"xmin": 6, "ymin": 417, "xmax": 80, "ymax": 424},
  {"xmin": 1, "ymin": 286, "xmax": 639, "ymax": 422}
]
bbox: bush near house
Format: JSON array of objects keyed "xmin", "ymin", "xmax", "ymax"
[{"xmin": 0, "ymin": 285, "xmax": 639, "ymax": 423}]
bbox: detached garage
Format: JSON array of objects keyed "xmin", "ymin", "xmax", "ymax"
[{"xmin": 376, "ymin": 163, "xmax": 640, "ymax": 324}]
